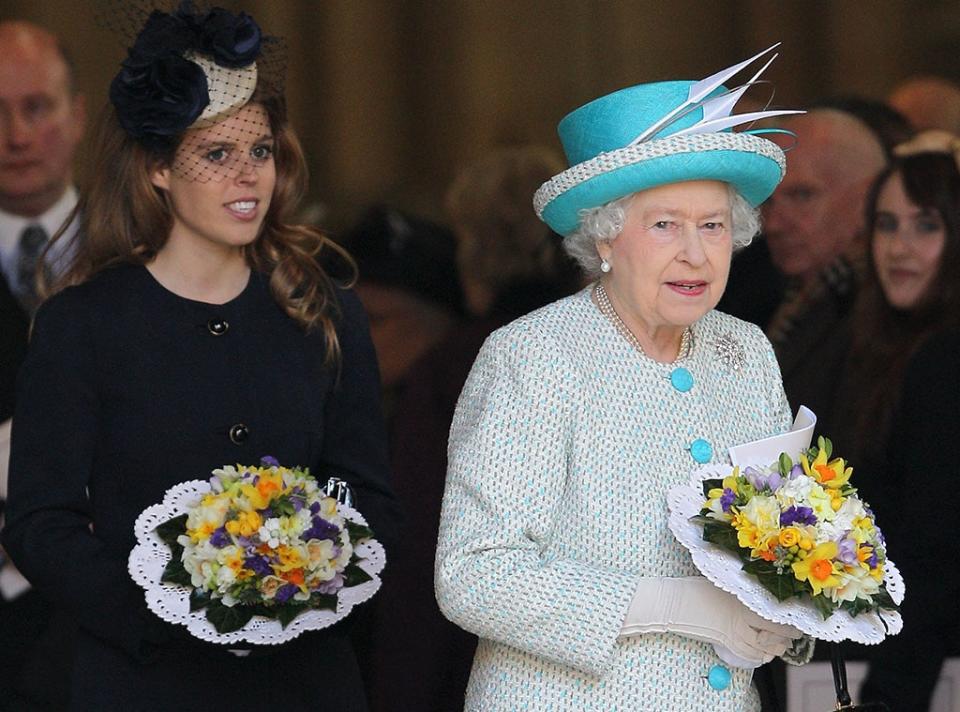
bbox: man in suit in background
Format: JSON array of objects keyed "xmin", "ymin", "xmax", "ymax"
[{"xmin": 0, "ymin": 19, "xmax": 85, "ymax": 710}]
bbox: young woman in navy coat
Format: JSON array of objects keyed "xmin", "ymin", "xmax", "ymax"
[{"xmin": 2, "ymin": 5, "xmax": 397, "ymax": 710}]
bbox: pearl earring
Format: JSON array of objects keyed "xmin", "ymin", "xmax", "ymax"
[{"xmin": 600, "ymin": 259, "xmax": 611, "ymax": 273}]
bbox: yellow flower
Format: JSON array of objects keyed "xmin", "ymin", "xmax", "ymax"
[
  {"xmin": 225, "ymin": 510, "xmax": 262, "ymax": 538},
  {"xmin": 792, "ymin": 541, "xmax": 841, "ymax": 595},
  {"xmin": 779, "ymin": 527, "xmax": 800, "ymax": 548},
  {"xmin": 801, "ymin": 450, "xmax": 852, "ymax": 490},
  {"xmin": 807, "ymin": 484, "xmax": 836, "ymax": 523},
  {"xmin": 275, "ymin": 544, "xmax": 305, "ymax": 572}
]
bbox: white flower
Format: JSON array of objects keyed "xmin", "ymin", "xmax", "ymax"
[
  {"xmin": 741, "ymin": 494, "xmax": 780, "ymax": 532},
  {"xmin": 259, "ymin": 518, "xmax": 282, "ymax": 548},
  {"xmin": 830, "ymin": 564, "xmax": 881, "ymax": 604},
  {"xmin": 216, "ymin": 565, "xmax": 236, "ymax": 587},
  {"xmin": 336, "ymin": 541, "xmax": 354, "ymax": 568},
  {"xmin": 777, "ymin": 473, "xmax": 816, "ymax": 505}
]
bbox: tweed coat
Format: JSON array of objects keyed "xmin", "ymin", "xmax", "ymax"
[
  {"xmin": 436, "ymin": 286, "xmax": 793, "ymax": 711},
  {"xmin": 3, "ymin": 264, "xmax": 398, "ymax": 711}
]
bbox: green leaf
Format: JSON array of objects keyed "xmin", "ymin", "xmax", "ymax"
[
  {"xmin": 872, "ymin": 587, "xmax": 900, "ymax": 612},
  {"xmin": 841, "ymin": 596, "xmax": 875, "ymax": 618},
  {"xmin": 812, "ymin": 593, "xmax": 837, "ymax": 620},
  {"xmin": 701, "ymin": 478, "xmax": 724, "ymax": 497},
  {"xmin": 311, "ymin": 593, "xmax": 338, "ymax": 612},
  {"xmin": 344, "ymin": 562, "xmax": 373, "ymax": 587},
  {"xmin": 778, "ymin": 453, "xmax": 793, "ymax": 477},
  {"xmin": 816, "ymin": 436, "xmax": 833, "ymax": 460},
  {"xmin": 276, "ymin": 604, "xmax": 307, "ymax": 629},
  {"xmin": 701, "ymin": 520, "xmax": 741, "ymax": 555},
  {"xmin": 155, "ymin": 514, "xmax": 188, "ymax": 547},
  {"xmin": 273, "ymin": 496, "xmax": 297, "ymax": 517},
  {"xmin": 345, "ymin": 520, "xmax": 374, "ymax": 543},
  {"xmin": 189, "ymin": 588, "xmax": 212, "ymax": 612},
  {"xmin": 235, "ymin": 586, "xmax": 263, "ymax": 606},
  {"xmin": 161, "ymin": 552, "xmax": 192, "ymax": 587},
  {"xmin": 206, "ymin": 600, "xmax": 255, "ymax": 634},
  {"xmin": 742, "ymin": 559, "xmax": 806, "ymax": 602}
]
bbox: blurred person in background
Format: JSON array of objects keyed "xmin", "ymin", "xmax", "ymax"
[
  {"xmin": 719, "ymin": 98, "xmax": 910, "ymax": 334},
  {"xmin": 445, "ymin": 145, "xmax": 582, "ymax": 323},
  {"xmin": 356, "ymin": 146, "xmax": 579, "ymax": 711},
  {"xmin": 0, "ymin": 19, "xmax": 85, "ymax": 711},
  {"xmin": 339, "ymin": 205, "xmax": 463, "ymax": 420},
  {"xmin": 760, "ymin": 109, "xmax": 887, "ymax": 422},
  {"xmin": 888, "ymin": 75, "xmax": 960, "ymax": 135}
]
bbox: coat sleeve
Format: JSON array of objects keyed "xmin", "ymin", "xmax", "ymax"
[
  {"xmin": 320, "ymin": 288, "xmax": 400, "ymax": 552},
  {"xmin": 434, "ymin": 327, "xmax": 638, "ymax": 677},
  {"xmin": 1, "ymin": 293, "xmax": 169, "ymax": 659}
]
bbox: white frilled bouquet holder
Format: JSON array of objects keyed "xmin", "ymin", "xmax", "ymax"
[
  {"xmin": 667, "ymin": 407, "xmax": 904, "ymax": 644},
  {"xmin": 128, "ymin": 479, "xmax": 386, "ymax": 646}
]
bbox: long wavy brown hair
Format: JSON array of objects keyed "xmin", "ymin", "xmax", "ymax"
[
  {"xmin": 847, "ymin": 152, "xmax": 960, "ymax": 455},
  {"xmin": 44, "ymin": 83, "xmax": 354, "ymax": 364}
]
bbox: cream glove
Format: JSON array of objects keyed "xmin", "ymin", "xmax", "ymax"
[{"xmin": 620, "ymin": 576, "xmax": 801, "ymax": 669}]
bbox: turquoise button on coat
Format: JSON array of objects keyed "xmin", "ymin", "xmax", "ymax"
[
  {"xmin": 708, "ymin": 664, "xmax": 732, "ymax": 690},
  {"xmin": 690, "ymin": 438, "xmax": 712, "ymax": 463},
  {"xmin": 670, "ymin": 367, "xmax": 694, "ymax": 392}
]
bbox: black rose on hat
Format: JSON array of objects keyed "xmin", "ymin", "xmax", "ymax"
[
  {"xmin": 124, "ymin": 10, "xmax": 194, "ymax": 68},
  {"xmin": 110, "ymin": 53, "xmax": 209, "ymax": 149},
  {"xmin": 109, "ymin": 2, "xmax": 264, "ymax": 149},
  {"xmin": 191, "ymin": 8, "xmax": 262, "ymax": 68}
]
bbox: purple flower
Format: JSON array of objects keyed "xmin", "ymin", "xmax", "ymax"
[
  {"xmin": 780, "ymin": 505, "xmax": 817, "ymax": 527},
  {"xmin": 720, "ymin": 488, "xmax": 736, "ymax": 513},
  {"xmin": 744, "ymin": 466, "xmax": 782, "ymax": 493},
  {"xmin": 789, "ymin": 463, "xmax": 804, "ymax": 479},
  {"xmin": 244, "ymin": 555, "xmax": 273, "ymax": 577},
  {"xmin": 837, "ymin": 537, "xmax": 859, "ymax": 565},
  {"xmin": 866, "ymin": 549, "xmax": 879, "ymax": 568},
  {"xmin": 303, "ymin": 516, "xmax": 340, "ymax": 541},
  {"xmin": 309, "ymin": 502, "xmax": 321, "ymax": 515},
  {"xmin": 260, "ymin": 455, "xmax": 280, "ymax": 467},
  {"xmin": 275, "ymin": 583, "xmax": 298, "ymax": 604},
  {"xmin": 315, "ymin": 573, "xmax": 344, "ymax": 595},
  {"xmin": 209, "ymin": 526, "xmax": 231, "ymax": 548}
]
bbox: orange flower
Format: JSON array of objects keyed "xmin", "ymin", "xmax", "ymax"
[{"xmin": 283, "ymin": 568, "xmax": 305, "ymax": 586}]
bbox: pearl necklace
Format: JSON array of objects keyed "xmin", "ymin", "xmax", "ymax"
[{"xmin": 593, "ymin": 282, "xmax": 693, "ymax": 361}]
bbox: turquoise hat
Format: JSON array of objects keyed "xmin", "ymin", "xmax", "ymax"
[{"xmin": 533, "ymin": 45, "xmax": 801, "ymax": 236}]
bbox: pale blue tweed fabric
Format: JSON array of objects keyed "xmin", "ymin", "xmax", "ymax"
[{"xmin": 436, "ymin": 286, "xmax": 793, "ymax": 711}]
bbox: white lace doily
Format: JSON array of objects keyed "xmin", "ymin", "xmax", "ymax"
[
  {"xmin": 667, "ymin": 465, "xmax": 904, "ymax": 644},
  {"xmin": 128, "ymin": 479, "xmax": 386, "ymax": 646}
]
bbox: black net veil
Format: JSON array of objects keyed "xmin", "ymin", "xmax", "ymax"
[{"xmin": 95, "ymin": 0, "xmax": 287, "ymax": 184}]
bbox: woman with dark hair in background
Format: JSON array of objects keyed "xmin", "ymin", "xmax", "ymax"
[
  {"xmin": 834, "ymin": 132, "xmax": 960, "ymax": 710},
  {"xmin": 2, "ymin": 5, "xmax": 396, "ymax": 709}
]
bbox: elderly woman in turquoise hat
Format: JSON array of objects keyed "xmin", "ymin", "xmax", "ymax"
[{"xmin": 435, "ymin": 47, "xmax": 810, "ymax": 711}]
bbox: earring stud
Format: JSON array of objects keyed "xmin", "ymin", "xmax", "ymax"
[{"xmin": 600, "ymin": 259, "xmax": 611, "ymax": 273}]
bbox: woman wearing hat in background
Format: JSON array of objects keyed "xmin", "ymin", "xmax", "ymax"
[
  {"xmin": 435, "ymin": 47, "xmax": 809, "ymax": 710},
  {"xmin": 2, "ymin": 3, "xmax": 397, "ymax": 709}
]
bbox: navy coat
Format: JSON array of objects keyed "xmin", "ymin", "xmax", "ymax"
[{"xmin": 3, "ymin": 264, "xmax": 398, "ymax": 711}]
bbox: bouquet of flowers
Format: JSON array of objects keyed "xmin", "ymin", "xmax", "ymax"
[
  {"xmin": 692, "ymin": 436, "xmax": 898, "ymax": 622},
  {"xmin": 667, "ymin": 409, "xmax": 903, "ymax": 644},
  {"xmin": 129, "ymin": 457, "xmax": 385, "ymax": 645}
]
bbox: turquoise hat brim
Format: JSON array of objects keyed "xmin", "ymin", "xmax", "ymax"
[{"xmin": 539, "ymin": 144, "xmax": 782, "ymax": 236}]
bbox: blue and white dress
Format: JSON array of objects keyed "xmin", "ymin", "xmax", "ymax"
[{"xmin": 436, "ymin": 286, "xmax": 793, "ymax": 711}]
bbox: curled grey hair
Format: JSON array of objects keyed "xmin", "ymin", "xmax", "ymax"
[{"xmin": 562, "ymin": 185, "xmax": 761, "ymax": 279}]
